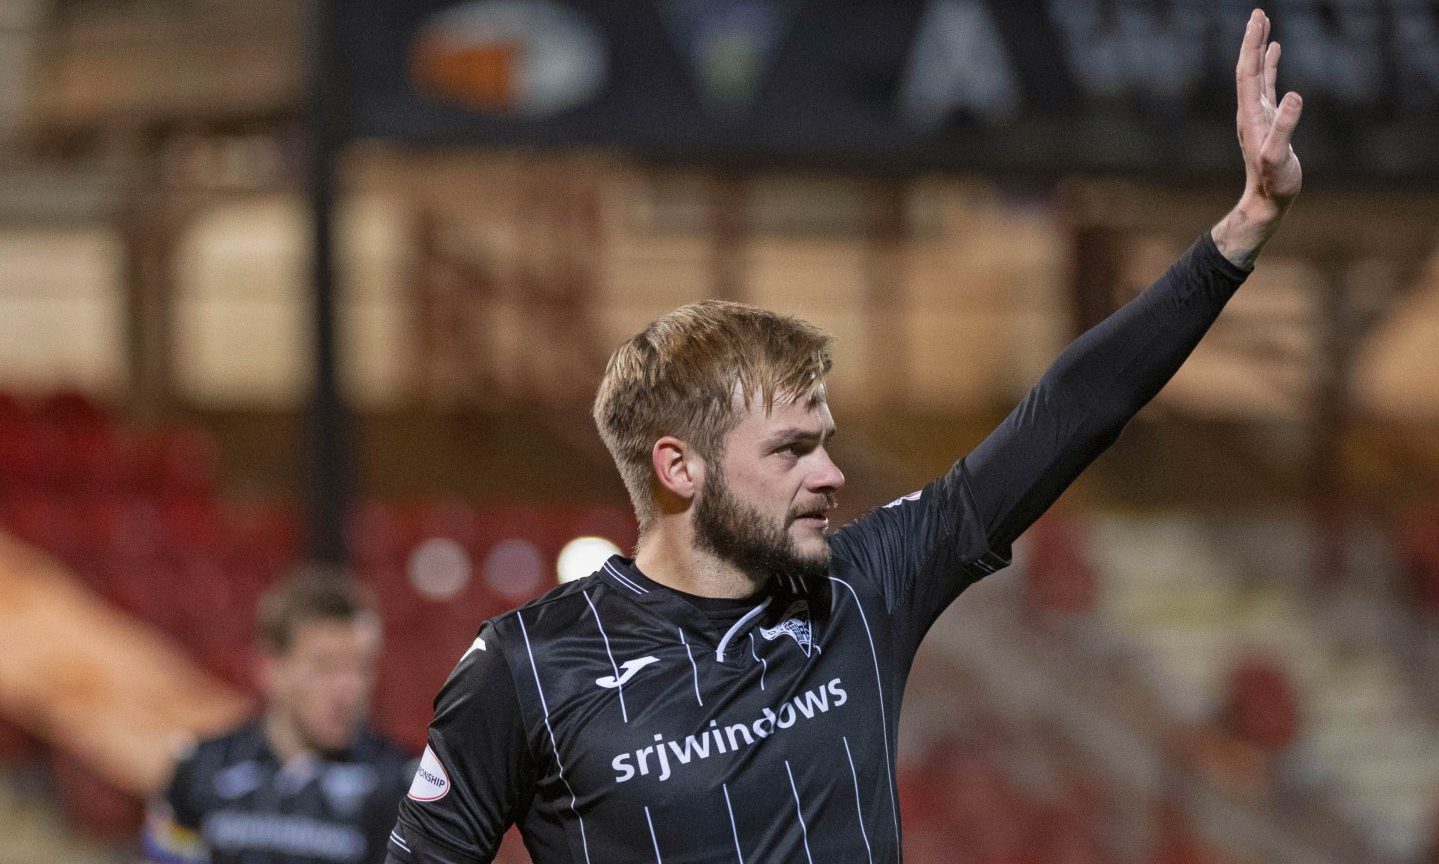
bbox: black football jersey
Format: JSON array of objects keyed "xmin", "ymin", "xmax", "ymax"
[
  {"xmin": 390, "ymin": 460, "xmax": 1006, "ymax": 864},
  {"xmin": 147, "ymin": 720, "xmax": 412, "ymax": 864}
]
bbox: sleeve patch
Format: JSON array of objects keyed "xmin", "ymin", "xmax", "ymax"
[{"xmin": 407, "ymin": 745, "xmax": 451, "ymax": 803}]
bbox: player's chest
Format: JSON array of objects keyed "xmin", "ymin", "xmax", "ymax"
[
  {"xmin": 195, "ymin": 760, "xmax": 379, "ymax": 862},
  {"xmin": 522, "ymin": 598, "xmax": 895, "ymax": 798}
]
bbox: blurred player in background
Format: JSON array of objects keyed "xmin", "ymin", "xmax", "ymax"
[
  {"xmin": 143, "ymin": 570, "xmax": 411, "ymax": 864},
  {"xmin": 387, "ymin": 10, "xmax": 1303, "ymax": 864}
]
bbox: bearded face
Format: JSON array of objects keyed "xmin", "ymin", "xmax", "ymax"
[{"xmin": 693, "ymin": 457, "xmax": 834, "ymax": 586}]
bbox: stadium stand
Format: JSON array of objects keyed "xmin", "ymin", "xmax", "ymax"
[
  {"xmin": 4, "ymin": 387, "xmax": 1439, "ymax": 864},
  {"xmin": 1084, "ymin": 514, "xmax": 1439, "ymax": 862},
  {"xmin": 0, "ymin": 389, "xmax": 636, "ymax": 854}
]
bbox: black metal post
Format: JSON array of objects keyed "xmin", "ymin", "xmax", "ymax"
[{"xmin": 305, "ymin": 0, "xmax": 353, "ymax": 566}]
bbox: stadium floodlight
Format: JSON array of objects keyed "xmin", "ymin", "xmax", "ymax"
[{"xmin": 557, "ymin": 536, "xmax": 622, "ymax": 584}]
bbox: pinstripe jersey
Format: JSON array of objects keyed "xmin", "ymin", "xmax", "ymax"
[
  {"xmin": 148, "ymin": 721, "xmax": 411, "ymax": 864},
  {"xmin": 387, "ymin": 459, "xmax": 1008, "ymax": 864},
  {"xmin": 385, "ymin": 235, "xmax": 1251, "ymax": 864}
]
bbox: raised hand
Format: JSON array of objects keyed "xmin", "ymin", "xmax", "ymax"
[
  {"xmin": 1237, "ymin": 8, "xmax": 1303, "ymax": 214},
  {"xmin": 1213, "ymin": 8, "xmax": 1303, "ymax": 267}
]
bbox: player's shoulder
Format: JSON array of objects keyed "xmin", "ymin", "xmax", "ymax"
[
  {"xmin": 441, "ymin": 573, "xmax": 604, "ymax": 690},
  {"xmin": 352, "ymin": 726, "xmax": 413, "ymax": 769},
  {"xmin": 182, "ymin": 717, "xmax": 267, "ymax": 768},
  {"xmin": 831, "ymin": 461, "xmax": 966, "ymax": 550},
  {"xmin": 485, "ymin": 570, "xmax": 606, "ymax": 643}
]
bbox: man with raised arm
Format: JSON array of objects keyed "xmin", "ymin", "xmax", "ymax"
[{"xmin": 387, "ymin": 11, "xmax": 1301, "ymax": 862}]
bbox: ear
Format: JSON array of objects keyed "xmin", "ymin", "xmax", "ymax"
[{"xmin": 651, "ymin": 436, "xmax": 703, "ymax": 503}]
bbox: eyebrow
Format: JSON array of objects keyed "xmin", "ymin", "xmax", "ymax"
[{"xmin": 765, "ymin": 425, "xmax": 837, "ymax": 446}]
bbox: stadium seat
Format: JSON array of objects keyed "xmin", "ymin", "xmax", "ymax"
[
  {"xmin": 61, "ymin": 425, "xmax": 134, "ymax": 495},
  {"xmin": 93, "ymin": 495, "xmax": 162, "ymax": 559},
  {"xmin": 157, "ymin": 497, "xmax": 227, "ymax": 561},
  {"xmin": 50, "ymin": 750, "xmax": 144, "ymax": 841},
  {"xmin": 493, "ymin": 827, "xmax": 533, "ymax": 864},
  {"xmin": 0, "ymin": 418, "xmax": 64, "ymax": 490},
  {"xmin": 38, "ymin": 390, "xmax": 110, "ymax": 431},
  {"xmin": 222, "ymin": 499, "xmax": 299, "ymax": 585},
  {"xmin": 143, "ymin": 427, "xmax": 219, "ymax": 499},
  {"xmin": 0, "ymin": 390, "xmax": 23, "ymax": 424},
  {"xmin": 1023, "ymin": 513, "xmax": 1096, "ymax": 615},
  {"xmin": 350, "ymin": 500, "xmax": 408, "ymax": 571},
  {"xmin": 415, "ymin": 498, "xmax": 482, "ymax": 550},
  {"xmin": 1221, "ymin": 654, "xmax": 1299, "ymax": 753},
  {"xmin": 1, "ymin": 491, "xmax": 83, "ymax": 564}
]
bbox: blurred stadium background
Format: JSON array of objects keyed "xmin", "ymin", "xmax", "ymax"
[{"xmin": 2, "ymin": 0, "xmax": 1439, "ymax": 862}]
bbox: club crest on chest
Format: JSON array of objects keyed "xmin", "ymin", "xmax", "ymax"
[{"xmin": 759, "ymin": 599, "xmax": 813, "ymax": 656}]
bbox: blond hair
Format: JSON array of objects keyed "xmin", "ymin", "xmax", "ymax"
[{"xmin": 593, "ymin": 300, "xmax": 833, "ymax": 532}]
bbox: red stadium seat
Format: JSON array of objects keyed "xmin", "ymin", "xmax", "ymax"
[
  {"xmin": 563, "ymin": 505, "xmax": 639, "ymax": 552},
  {"xmin": 38, "ymin": 390, "xmax": 110, "ymax": 431},
  {"xmin": 0, "ymin": 418, "xmax": 64, "ymax": 490},
  {"xmin": 1222, "ymin": 654, "xmax": 1299, "ymax": 753},
  {"xmin": 415, "ymin": 498, "xmax": 481, "ymax": 549},
  {"xmin": 143, "ymin": 427, "xmax": 220, "ymax": 499},
  {"xmin": 51, "ymin": 750, "xmax": 144, "ymax": 841},
  {"xmin": 61, "ymin": 425, "xmax": 135, "ymax": 494},
  {"xmin": 0, "ymin": 390, "xmax": 24, "ymax": 425},
  {"xmin": 350, "ymin": 500, "xmax": 408, "ymax": 571},
  {"xmin": 103, "ymin": 556, "xmax": 181, "ymax": 628},
  {"xmin": 493, "ymin": 828, "xmax": 534, "ymax": 864},
  {"xmin": 158, "ymin": 497, "xmax": 227, "ymax": 560},
  {"xmin": 1, "ymin": 491, "xmax": 84, "ymax": 563},
  {"xmin": 223, "ymin": 499, "xmax": 299, "ymax": 584},
  {"xmin": 1023, "ymin": 513, "xmax": 1096, "ymax": 615}
]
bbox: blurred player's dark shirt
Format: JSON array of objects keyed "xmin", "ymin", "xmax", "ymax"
[
  {"xmin": 146, "ymin": 720, "xmax": 411, "ymax": 864},
  {"xmin": 387, "ymin": 235, "xmax": 1250, "ymax": 863}
]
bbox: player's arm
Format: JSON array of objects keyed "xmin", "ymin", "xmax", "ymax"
[
  {"xmin": 964, "ymin": 8, "xmax": 1303, "ymax": 552},
  {"xmin": 830, "ymin": 11, "xmax": 1303, "ymax": 639},
  {"xmin": 140, "ymin": 745, "xmax": 209, "ymax": 864},
  {"xmin": 386, "ymin": 625, "xmax": 536, "ymax": 864}
]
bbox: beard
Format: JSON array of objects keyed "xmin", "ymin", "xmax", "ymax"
[{"xmin": 692, "ymin": 462, "xmax": 832, "ymax": 587}]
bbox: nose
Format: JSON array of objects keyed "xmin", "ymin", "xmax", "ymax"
[{"xmin": 810, "ymin": 448, "xmax": 845, "ymax": 494}]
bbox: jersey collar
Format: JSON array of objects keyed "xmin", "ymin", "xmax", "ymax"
[{"xmin": 596, "ymin": 555, "xmax": 823, "ymax": 661}]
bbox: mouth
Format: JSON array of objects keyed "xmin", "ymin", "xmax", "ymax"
[{"xmin": 791, "ymin": 502, "xmax": 834, "ymax": 531}]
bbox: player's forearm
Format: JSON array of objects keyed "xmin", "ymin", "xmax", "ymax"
[{"xmin": 965, "ymin": 233, "xmax": 1250, "ymax": 548}]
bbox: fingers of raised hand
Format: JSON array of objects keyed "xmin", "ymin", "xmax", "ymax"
[
  {"xmin": 1260, "ymin": 92, "xmax": 1303, "ymax": 169},
  {"xmin": 1263, "ymin": 42, "xmax": 1280, "ymax": 109},
  {"xmin": 1236, "ymin": 10, "xmax": 1265, "ymax": 93}
]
